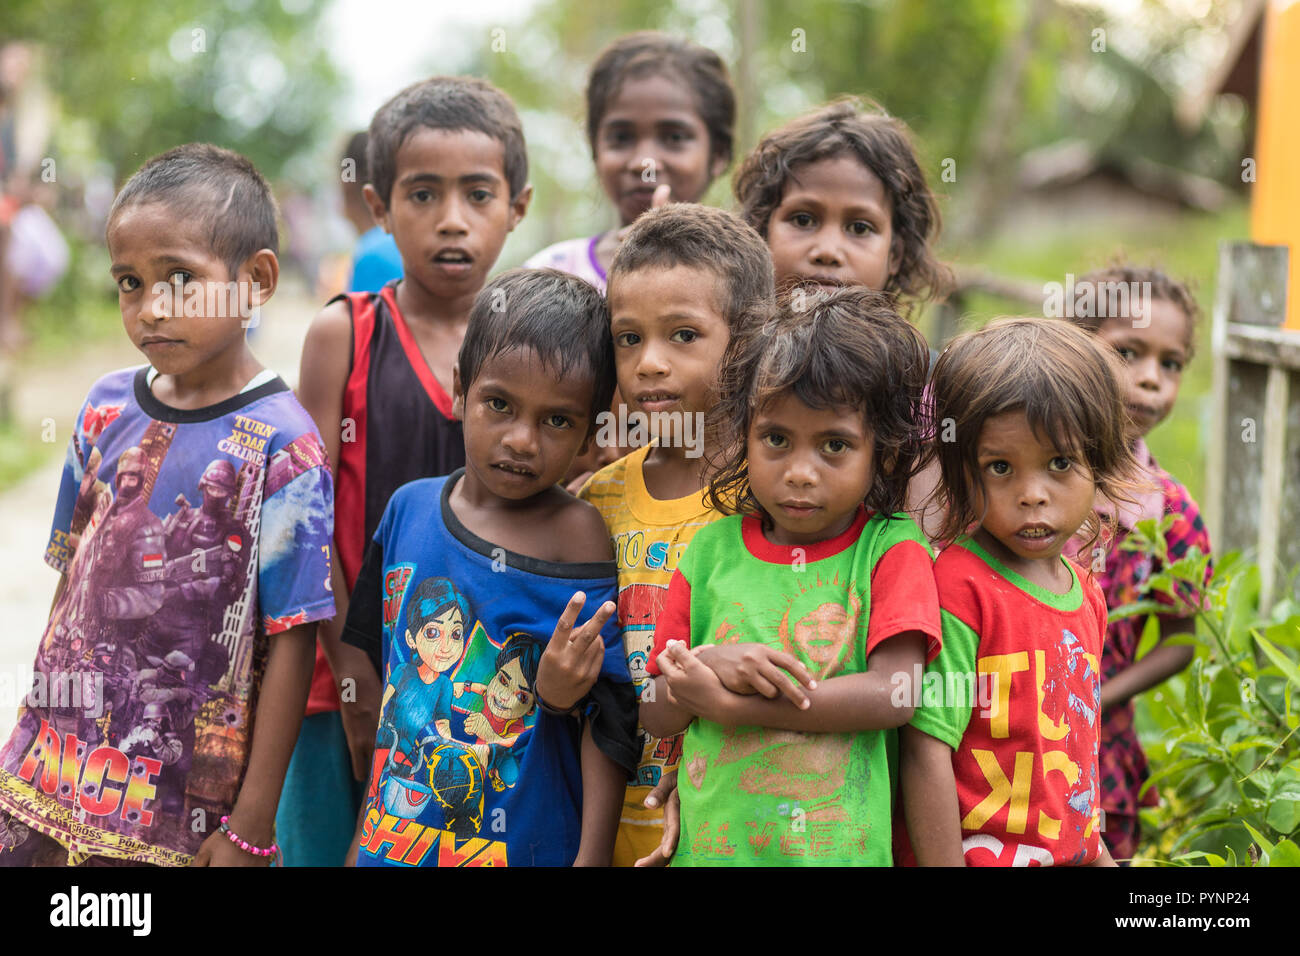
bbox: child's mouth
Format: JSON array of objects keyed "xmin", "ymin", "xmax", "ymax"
[{"xmin": 492, "ymin": 462, "xmax": 536, "ymax": 479}]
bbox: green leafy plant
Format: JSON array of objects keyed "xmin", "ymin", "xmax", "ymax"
[{"xmin": 1114, "ymin": 516, "xmax": 1300, "ymax": 866}]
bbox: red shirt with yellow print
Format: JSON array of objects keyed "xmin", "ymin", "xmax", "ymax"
[{"xmin": 909, "ymin": 537, "xmax": 1108, "ymax": 866}]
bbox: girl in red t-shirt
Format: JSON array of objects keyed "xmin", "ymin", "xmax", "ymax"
[{"xmin": 902, "ymin": 318, "xmax": 1140, "ymax": 866}]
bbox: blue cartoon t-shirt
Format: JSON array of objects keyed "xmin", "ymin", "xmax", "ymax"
[{"xmin": 343, "ymin": 471, "xmax": 636, "ymax": 867}]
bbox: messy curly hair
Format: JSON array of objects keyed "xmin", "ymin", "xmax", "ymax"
[
  {"xmin": 732, "ymin": 97, "xmax": 951, "ymax": 309},
  {"xmin": 1070, "ymin": 263, "xmax": 1200, "ymax": 359},
  {"xmin": 705, "ymin": 286, "xmax": 930, "ymax": 520},
  {"xmin": 927, "ymin": 317, "xmax": 1142, "ymax": 549}
]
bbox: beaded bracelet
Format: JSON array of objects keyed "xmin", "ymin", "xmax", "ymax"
[{"xmin": 219, "ymin": 816, "xmax": 280, "ymax": 863}]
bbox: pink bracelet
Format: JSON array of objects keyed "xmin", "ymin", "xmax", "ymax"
[{"xmin": 219, "ymin": 815, "xmax": 280, "ymax": 862}]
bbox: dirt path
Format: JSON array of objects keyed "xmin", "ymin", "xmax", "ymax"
[{"xmin": 0, "ymin": 280, "xmax": 320, "ymax": 739}]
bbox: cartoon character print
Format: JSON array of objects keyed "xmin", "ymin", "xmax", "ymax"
[
  {"xmin": 1040, "ymin": 628, "xmax": 1102, "ymax": 861},
  {"xmin": 456, "ymin": 634, "xmax": 543, "ymax": 792},
  {"xmin": 373, "ymin": 577, "xmax": 546, "ymax": 842},
  {"xmin": 373, "ymin": 577, "xmax": 471, "ymax": 827}
]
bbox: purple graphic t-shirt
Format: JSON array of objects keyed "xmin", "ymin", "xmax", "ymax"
[{"xmin": 0, "ymin": 366, "xmax": 335, "ymax": 865}]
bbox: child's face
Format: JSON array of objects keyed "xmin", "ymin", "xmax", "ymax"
[
  {"xmin": 1095, "ymin": 300, "xmax": 1190, "ymax": 441},
  {"xmin": 407, "ymin": 606, "xmax": 466, "ymax": 674},
  {"xmin": 765, "ymin": 155, "xmax": 897, "ymax": 294},
  {"xmin": 594, "ymin": 72, "xmax": 725, "ymax": 226},
  {"xmin": 453, "ymin": 346, "xmax": 596, "ymax": 502},
  {"xmin": 608, "ymin": 264, "xmax": 730, "ymax": 444},
  {"xmin": 971, "ymin": 411, "xmax": 1096, "ymax": 570},
  {"xmin": 108, "ymin": 202, "xmax": 269, "ymax": 381},
  {"xmin": 746, "ymin": 391, "xmax": 874, "ymax": 546},
  {"xmin": 366, "ymin": 127, "xmax": 530, "ymax": 301},
  {"xmin": 485, "ymin": 657, "xmax": 534, "ymax": 719}
]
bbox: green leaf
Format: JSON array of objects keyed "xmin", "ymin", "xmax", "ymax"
[
  {"xmin": 1268, "ymin": 840, "xmax": 1300, "ymax": 866},
  {"xmin": 1135, "ymin": 612, "xmax": 1161, "ymax": 662},
  {"xmin": 1255, "ymin": 633, "xmax": 1300, "ymax": 691},
  {"xmin": 1243, "ymin": 821, "xmax": 1275, "ymax": 856},
  {"xmin": 1265, "ymin": 800, "xmax": 1300, "ymax": 834}
]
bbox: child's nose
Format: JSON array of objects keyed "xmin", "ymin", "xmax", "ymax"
[
  {"xmin": 784, "ymin": 454, "xmax": 818, "ymax": 487},
  {"xmin": 437, "ymin": 195, "xmax": 470, "ymax": 235},
  {"xmin": 1017, "ymin": 477, "xmax": 1049, "ymax": 506},
  {"xmin": 635, "ymin": 341, "xmax": 670, "ymax": 377},
  {"xmin": 808, "ymin": 231, "xmax": 843, "ymax": 266},
  {"xmin": 501, "ymin": 422, "xmax": 539, "ymax": 456}
]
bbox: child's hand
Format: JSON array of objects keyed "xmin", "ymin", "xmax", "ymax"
[
  {"xmin": 635, "ymin": 772, "xmax": 680, "ymax": 867},
  {"xmin": 190, "ymin": 827, "xmax": 272, "ymax": 867},
  {"xmin": 614, "ymin": 183, "xmax": 671, "ymax": 241},
  {"xmin": 659, "ymin": 641, "xmax": 731, "ymax": 723},
  {"xmin": 696, "ymin": 643, "xmax": 816, "ymax": 708},
  {"xmin": 538, "ymin": 591, "xmax": 617, "ymax": 712}
]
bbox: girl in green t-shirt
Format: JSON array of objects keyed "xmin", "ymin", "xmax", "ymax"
[{"xmin": 639, "ymin": 288, "xmax": 942, "ymax": 865}]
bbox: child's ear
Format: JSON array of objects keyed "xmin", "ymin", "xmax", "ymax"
[
  {"xmin": 709, "ymin": 151, "xmax": 729, "ymax": 183},
  {"xmin": 243, "ymin": 249, "xmax": 279, "ymax": 306},
  {"xmin": 507, "ymin": 183, "xmax": 533, "ymax": 232},
  {"xmin": 451, "ymin": 364, "xmax": 464, "ymax": 420},
  {"xmin": 362, "ymin": 184, "xmax": 391, "ymax": 234}
]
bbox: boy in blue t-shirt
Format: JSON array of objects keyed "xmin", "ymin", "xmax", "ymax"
[
  {"xmin": 339, "ymin": 130, "xmax": 403, "ymax": 293},
  {"xmin": 0, "ymin": 144, "xmax": 334, "ymax": 867},
  {"xmin": 343, "ymin": 268, "xmax": 637, "ymax": 866}
]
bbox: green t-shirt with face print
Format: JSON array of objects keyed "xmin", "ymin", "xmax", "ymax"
[{"xmin": 648, "ymin": 507, "xmax": 941, "ymax": 866}]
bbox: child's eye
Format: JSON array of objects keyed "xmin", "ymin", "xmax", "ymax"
[
  {"xmin": 544, "ymin": 414, "xmax": 572, "ymax": 429},
  {"xmin": 670, "ymin": 329, "xmax": 698, "ymax": 344},
  {"xmin": 486, "ymin": 397, "xmax": 510, "ymax": 413},
  {"xmin": 762, "ymin": 433, "xmax": 789, "ymax": 449},
  {"xmin": 168, "ymin": 270, "xmax": 194, "ymax": 287},
  {"xmin": 615, "ymin": 331, "xmax": 641, "ymax": 347},
  {"xmin": 790, "ymin": 212, "xmax": 815, "ymax": 229},
  {"xmin": 1115, "ymin": 346, "xmax": 1137, "ymax": 361},
  {"xmin": 411, "ymin": 188, "xmax": 434, "ymax": 203},
  {"xmin": 985, "ymin": 461, "xmax": 1010, "ymax": 477},
  {"xmin": 822, "ymin": 438, "xmax": 850, "ymax": 454},
  {"xmin": 847, "ymin": 221, "xmax": 875, "ymax": 237},
  {"xmin": 604, "ymin": 129, "xmax": 633, "ymax": 148},
  {"xmin": 468, "ymin": 188, "xmax": 493, "ymax": 203},
  {"xmin": 116, "ymin": 276, "xmax": 140, "ymax": 293},
  {"xmin": 1049, "ymin": 457, "xmax": 1073, "ymax": 472},
  {"xmin": 1162, "ymin": 358, "xmax": 1184, "ymax": 373},
  {"xmin": 662, "ymin": 129, "xmax": 689, "ymax": 147}
]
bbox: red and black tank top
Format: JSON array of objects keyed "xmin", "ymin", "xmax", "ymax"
[{"xmin": 307, "ymin": 283, "xmax": 465, "ymax": 714}]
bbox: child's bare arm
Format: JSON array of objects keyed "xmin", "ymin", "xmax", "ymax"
[
  {"xmin": 667, "ymin": 632, "xmax": 926, "ymax": 733},
  {"xmin": 191, "ymin": 622, "xmax": 316, "ymax": 865},
  {"xmin": 639, "ymin": 672, "xmax": 697, "ymax": 738},
  {"xmin": 900, "ymin": 725, "xmax": 965, "ymax": 866},
  {"xmin": 1099, "ymin": 617, "xmax": 1195, "ymax": 710},
  {"xmin": 573, "ymin": 720, "xmax": 626, "ymax": 866},
  {"xmin": 1086, "ymin": 843, "xmax": 1119, "ymax": 866},
  {"xmin": 694, "ymin": 643, "xmax": 816, "ymax": 705},
  {"xmin": 297, "ymin": 299, "xmax": 383, "ymax": 780}
]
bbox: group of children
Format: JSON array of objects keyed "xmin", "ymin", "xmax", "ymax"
[{"xmin": 0, "ymin": 31, "xmax": 1210, "ymax": 868}]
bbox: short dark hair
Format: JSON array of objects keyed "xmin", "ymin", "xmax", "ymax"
[
  {"xmin": 367, "ymin": 76, "xmax": 528, "ymax": 208},
  {"xmin": 586, "ymin": 31, "xmax": 735, "ymax": 169},
  {"xmin": 706, "ymin": 287, "xmax": 930, "ymax": 519},
  {"xmin": 108, "ymin": 143, "xmax": 278, "ymax": 274},
  {"xmin": 928, "ymin": 317, "xmax": 1141, "ymax": 549},
  {"xmin": 609, "ymin": 203, "xmax": 773, "ymax": 327},
  {"xmin": 457, "ymin": 268, "xmax": 614, "ymax": 424},
  {"xmin": 1071, "ymin": 263, "xmax": 1200, "ymax": 359},
  {"xmin": 342, "ymin": 130, "xmax": 370, "ymax": 188},
  {"xmin": 733, "ymin": 97, "xmax": 950, "ymax": 307}
]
